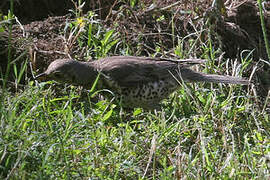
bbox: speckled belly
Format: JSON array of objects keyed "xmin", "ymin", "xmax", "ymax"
[{"xmin": 120, "ymin": 80, "xmax": 179, "ymax": 109}]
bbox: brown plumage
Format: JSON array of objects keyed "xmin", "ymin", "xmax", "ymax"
[{"xmin": 35, "ymin": 56, "xmax": 249, "ymax": 109}]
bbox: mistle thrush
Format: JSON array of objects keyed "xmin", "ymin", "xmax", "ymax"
[{"xmin": 35, "ymin": 56, "xmax": 249, "ymax": 109}]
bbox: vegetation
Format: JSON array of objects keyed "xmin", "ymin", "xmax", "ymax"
[{"xmin": 0, "ymin": 0, "xmax": 269, "ymax": 179}]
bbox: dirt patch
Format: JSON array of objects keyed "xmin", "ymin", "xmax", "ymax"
[
  {"xmin": 0, "ymin": 16, "xmax": 70, "ymax": 82},
  {"xmin": 0, "ymin": 0, "xmax": 116, "ymax": 24}
]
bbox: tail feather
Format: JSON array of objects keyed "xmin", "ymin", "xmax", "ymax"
[
  {"xmin": 180, "ymin": 69, "xmax": 250, "ymax": 85},
  {"xmin": 195, "ymin": 74, "xmax": 249, "ymax": 85}
]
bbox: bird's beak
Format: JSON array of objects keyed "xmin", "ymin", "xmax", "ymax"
[{"xmin": 34, "ymin": 72, "xmax": 47, "ymax": 80}]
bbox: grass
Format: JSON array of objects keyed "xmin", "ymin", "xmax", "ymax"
[
  {"xmin": 1, "ymin": 0, "xmax": 270, "ymax": 179},
  {"xmin": 1, "ymin": 75, "xmax": 269, "ymax": 179}
]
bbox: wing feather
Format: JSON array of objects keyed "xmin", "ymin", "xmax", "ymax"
[{"xmin": 96, "ymin": 56, "xmax": 182, "ymax": 87}]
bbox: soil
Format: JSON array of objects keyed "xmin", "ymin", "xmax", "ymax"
[{"xmin": 0, "ymin": 0, "xmax": 116, "ymax": 24}]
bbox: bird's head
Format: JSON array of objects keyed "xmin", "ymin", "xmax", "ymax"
[{"xmin": 35, "ymin": 59, "xmax": 79, "ymax": 84}]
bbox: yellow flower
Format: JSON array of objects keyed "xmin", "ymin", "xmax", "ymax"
[{"xmin": 76, "ymin": 17, "xmax": 85, "ymax": 27}]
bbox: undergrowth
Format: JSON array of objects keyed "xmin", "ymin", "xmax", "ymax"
[{"xmin": 0, "ymin": 0, "xmax": 270, "ymax": 179}]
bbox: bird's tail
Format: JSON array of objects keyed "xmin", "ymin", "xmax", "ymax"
[{"xmin": 180, "ymin": 68, "xmax": 250, "ymax": 85}]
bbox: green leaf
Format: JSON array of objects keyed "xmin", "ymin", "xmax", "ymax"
[
  {"xmin": 102, "ymin": 29, "xmax": 115, "ymax": 46},
  {"xmin": 133, "ymin": 108, "xmax": 142, "ymax": 116},
  {"xmin": 102, "ymin": 108, "xmax": 113, "ymax": 121}
]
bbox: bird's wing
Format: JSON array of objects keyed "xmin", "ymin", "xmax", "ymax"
[{"xmin": 96, "ymin": 56, "xmax": 195, "ymax": 87}]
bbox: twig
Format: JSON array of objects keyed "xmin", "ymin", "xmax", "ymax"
[{"xmin": 143, "ymin": 134, "xmax": 157, "ymax": 179}]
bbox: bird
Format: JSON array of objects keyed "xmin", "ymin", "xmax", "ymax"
[{"xmin": 35, "ymin": 56, "xmax": 250, "ymax": 109}]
